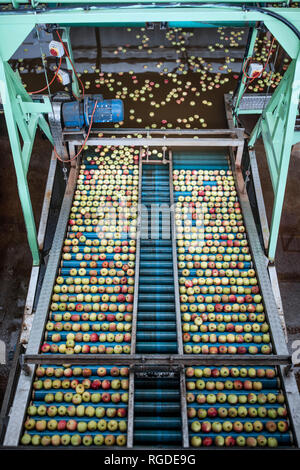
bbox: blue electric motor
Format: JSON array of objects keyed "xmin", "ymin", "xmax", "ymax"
[{"xmin": 62, "ymin": 94, "xmax": 124, "ymax": 129}]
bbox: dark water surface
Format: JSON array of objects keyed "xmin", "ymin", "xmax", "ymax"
[{"xmin": 10, "ymin": 26, "xmax": 286, "ymax": 130}]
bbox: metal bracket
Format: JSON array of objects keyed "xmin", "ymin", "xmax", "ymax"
[
  {"xmin": 23, "ymin": 353, "xmax": 293, "ymax": 366},
  {"xmin": 284, "ymin": 363, "xmax": 294, "ymax": 376},
  {"xmin": 19, "ymin": 355, "xmax": 32, "ymax": 377},
  {"xmin": 48, "ymin": 100, "xmax": 69, "ymax": 160}
]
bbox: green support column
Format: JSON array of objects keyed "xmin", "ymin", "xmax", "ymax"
[
  {"xmin": 268, "ymin": 57, "xmax": 300, "ymax": 262},
  {"xmin": 61, "ymin": 27, "xmax": 80, "ymax": 98},
  {"xmin": 0, "ymin": 59, "xmax": 53, "ymax": 265},
  {"xmin": 233, "ymin": 26, "xmax": 258, "ymax": 124},
  {"xmin": 248, "ymin": 56, "xmax": 300, "ymax": 262}
]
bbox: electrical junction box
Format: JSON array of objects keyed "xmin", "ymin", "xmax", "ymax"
[
  {"xmin": 49, "ymin": 40, "xmax": 64, "ymax": 58},
  {"xmin": 57, "ymin": 70, "xmax": 70, "ymax": 86},
  {"xmin": 248, "ymin": 62, "xmax": 263, "ymax": 78}
]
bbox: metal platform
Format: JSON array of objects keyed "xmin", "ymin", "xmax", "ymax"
[{"xmin": 237, "ymin": 94, "xmax": 272, "ymax": 112}]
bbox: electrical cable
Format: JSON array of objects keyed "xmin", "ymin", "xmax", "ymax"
[
  {"xmin": 54, "ymin": 99, "xmax": 98, "ymax": 163},
  {"xmin": 245, "ymin": 5, "xmax": 300, "ymax": 41},
  {"xmin": 248, "ymin": 36, "xmax": 281, "ymax": 141},
  {"xmin": 241, "ymin": 36, "xmax": 275, "ymax": 83},
  {"xmin": 235, "ymin": 35, "xmax": 276, "ymax": 114},
  {"xmin": 28, "ymin": 56, "xmax": 62, "ymax": 94},
  {"xmin": 233, "ymin": 35, "xmax": 278, "ymax": 132},
  {"xmin": 232, "ymin": 25, "xmax": 257, "ymax": 103},
  {"xmin": 55, "ymin": 29, "xmax": 85, "ymax": 100}
]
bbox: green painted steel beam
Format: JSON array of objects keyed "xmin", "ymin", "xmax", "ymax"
[
  {"xmin": 0, "ymin": 7, "xmax": 299, "ymax": 58},
  {"xmin": 238, "ymin": 109, "xmax": 264, "ymax": 114},
  {"xmin": 0, "ymin": 60, "xmax": 53, "ymax": 265},
  {"xmin": 293, "ymin": 131, "xmax": 300, "ymax": 145},
  {"xmin": 0, "ymin": 0, "xmax": 290, "ymax": 4},
  {"xmin": 0, "ymin": 23, "xmax": 33, "ymax": 63},
  {"xmin": 249, "ymin": 56, "xmax": 300, "ymax": 262}
]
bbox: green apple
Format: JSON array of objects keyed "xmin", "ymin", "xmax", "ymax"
[
  {"xmin": 257, "ymin": 435, "xmax": 267, "ymax": 447},
  {"xmin": 91, "ymin": 393, "xmax": 101, "ymax": 403},
  {"xmin": 236, "ymin": 435, "xmax": 246, "ymax": 447},
  {"xmin": 212, "ymin": 422, "xmax": 222, "ymax": 433},
  {"xmin": 222, "ymin": 421, "xmax": 233, "ymax": 432},
  {"xmin": 20, "ymin": 434, "xmax": 32, "ymax": 445},
  {"xmin": 31, "ymin": 435, "xmax": 41, "ymax": 446},
  {"xmin": 71, "ymin": 434, "xmax": 82, "ymax": 446},
  {"xmin": 94, "ymin": 434, "xmax": 104, "ymax": 446},
  {"xmin": 87, "ymin": 420, "xmax": 98, "ymax": 432},
  {"xmin": 95, "ymin": 407, "xmax": 105, "ymax": 418},
  {"xmin": 191, "ymin": 421, "xmax": 201, "ymax": 432},
  {"xmin": 85, "ymin": 405, "xmax": 95, "ymax": 417},
  {"xmin": 27, "ymin": 405, "xmax": 37, "ymax": 416},
  {"xmin": 76, "ymin": 405, "xmax": 85, "ymax": 417},
  {"xmin": 83, "ymin": 435, "xmax": 93, "ymax": 446},
  {"xmin": 97, "ymin": 419, "xmax": 107, "ymax": 431},
  {"xmin": 191, "ymin": 436, "xmax": 202, "ymax": 447},
  {"xmin": 77, "ymin": 421, "xmax": 88, "ymax": 433},
  {"xmin": 41, "ymin": 436, "xmax": 51, "ymax": 446},
  {"xmin": 119, "ymin": 420, "xmax": 127, "ymax": 432}
]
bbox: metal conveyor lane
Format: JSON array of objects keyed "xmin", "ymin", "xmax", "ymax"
[
  {"xmin": 133, "ymin": 162, "xmax": 183, "ymax": 446},
  {"xmin": 136, "ymin": 163, "xmax": 177, "ymax": 353}
]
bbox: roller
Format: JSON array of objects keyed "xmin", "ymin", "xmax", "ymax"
[
  {"xmin": 135, "ymin": 403, "xmax": 181, "ymax": 414},
  {"xmin": 137, "ymin": 302, "xmax": 175, "ymax": 311},
  {"xmin": 136, "ymin": 332, "xmax": 177, "ymax": 341},
  {"xmin": 137, "ymin": 322, "xmax": 176, "ymax": 331},
  {"xmin": 136, "ymin": 342, "xmax": 177, "ymax": 353},
  {"xmin": 134, "ymin": 430, "xmax": 182, "ymax": 443},
  {"xmin": 139, "ymin": 285, "xmax": 175, "ymax": 293},
  {"xmin": 138, "ymin": 313, "xmax": 177, "ymax": 321},
  {"xmin": 134, "ymin": 417, "xmax": 182, "ymax": 429}
]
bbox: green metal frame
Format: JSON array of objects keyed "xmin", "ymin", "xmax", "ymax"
[
  {"xmin": 248, "ymin": 54, "xmax": 300, "ymax": 261},
  {"xmin": 0, "ymin": 4, "xmax": 299, "ymax": 264},
  {"xmin": 0, "ymin": 0, "xmax": 292, "ymax": 6},
  {"xmin": 0, "ymin": 59, "xmax": 53, "ymax": 265}
]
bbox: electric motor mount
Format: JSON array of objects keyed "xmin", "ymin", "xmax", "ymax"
[{"xmin": 62, "ymin": 95, "xmax": 124, "ymax": 129}]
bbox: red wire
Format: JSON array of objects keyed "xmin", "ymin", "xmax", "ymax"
[
  {"xmin": 239, "ymin": 37, "xmax": 276, "ymax": 102},
  {"xmin": 54, "ymin": 100, "xmax": 98, "ymax": 163},
  {"xmin": 29, "ymin": 56, "xmax": 63, "ymax": 95},
  {"xmin": 55, "ymin": 29, "xmax": 85, "ymax": 100},
  {"xmin": 242, "ymin": 37, "xmax": 276, "ymax": 83}
]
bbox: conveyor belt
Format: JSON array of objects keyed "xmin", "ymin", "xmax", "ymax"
[
  {"xmin": 173, "ymin": 152, "xmax": 273, "ymax": 356},
  {"xmin": 41, "ymin": 147, "xmax": 139, "ymax": 356},
  {"xmin": 136, "ymin": 164, "xmax": 177, "ymax": 353},
  {"xmin": 20, "ymin": 365, "xmax": 129, "ymax": 447},
  {"xmin": 134, "ymin": 163, "xmax": 182, "ymax": 445},
  {"xmin": 134, "ymin": 376, "xmax": 182, "ymax": 445},
  {"xmin": 185, "ymin": 366, "xmax": 292, "ymax": 447}
]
